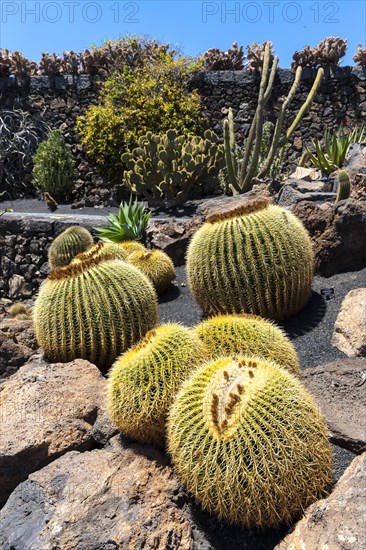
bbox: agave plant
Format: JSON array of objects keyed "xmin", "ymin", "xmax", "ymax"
[
  {"xmin": 94, "ymin": 196, "xmax": 151, "ymax": 242},
  {"xmin": 307, "ymin": 125, "xmax": 365, "ymax": 175}
]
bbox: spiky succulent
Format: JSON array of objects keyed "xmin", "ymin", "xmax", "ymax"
[
  {"xmin": 128, "ymin": 249, "xmax": 175, "ymax": 295},
  {"xmin": 107, "ymin": 323, "xmax": 209, "ymax": 447},
  {"xmin": 118, "ymin": 240, "xmax": 146, "ymax": 257},
  {"xmin": 186, "ymin": 198, "xmax": 314, "ymax": 320},
  {"xmin": 34, "ymin": 245, "xmax": 158, "ymax": 368},
  {"xmin": 336, "ymin": 170, "xmax": 351, "ymax": 202},
  {"xmin": 72, "ymin": 241, "xmax": 127, "ymax": 264},
  {"xmin": 194, "ymin": 314, "xmax": 299, "ymax": 375},
  {"xmin": 167, "ymin": 355, "xmax": 333, "ymax": 527},
  {"xmin": 48, "ymin": 226, "xmax": 94, "ymax": 268}
]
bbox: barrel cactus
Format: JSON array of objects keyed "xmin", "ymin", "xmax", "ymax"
[
  {"xmin": 194, "ymin": 314, "xmax": 299, "ymax": 375},
  {"xmin": 48, "ymin": 226, "xmax": 93, "ymax": 268},
  {"xmin": 72, "ymin": 241, "xmax": 127, "ymax": 264},
  {"xmin": 167, "ymin": 355, "xmax": 332, "ymax": 527},
  {"xmin": 119, "ymin": 240, "xmax": 146, "ymax": 257},
  {"xmin": 107, "ymin": 323, "xmax": 209, "ymax": 447},
  {"xmin": 128, "ymin": 249, "xmax": 175, "ymax": 295},
  {"xmin": 34, "ymin": 246, "xmax": 158, "ymax": 368},
  {"xmin": 186, "ymin": 197, "xmax": 314, "ymax": 320}
]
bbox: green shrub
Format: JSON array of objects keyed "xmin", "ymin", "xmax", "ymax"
[
  {"xmin": 76, "ymin": 55, "xmax": 203, "ymax": 185},
  {"xmin": 32, "ymin": 130, "xmax": 77, "ymax": 198},
  {"xmin": 122, "ymin": 129, "xmax": 225, "ymax": 206}
]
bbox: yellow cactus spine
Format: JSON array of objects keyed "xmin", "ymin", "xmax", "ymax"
[
  {"xmin": 167, "ymin": 355, "xmax": 332, "ymax": 527},
  {"xmin": 128, "ymin": 249, "xmax": 175, "ymax": 295},
  {"xmin": 194, "ymin": 314, "xmax": 299, "ymax": 375},
  {"xmin": 72, "ymin": 241, "xmax": 128, "ymax": 264},
  {"xmin": 48, "ymin": 225, "xmax": 94, "ymax": 268},
  {"xmin": 186, "ymin": 197, "xmax": 314, "ymax": 320},
  {"xmin": 34, "ymin": 246, "xmax": 158, "ymax": 368},
  {"xmin": 118, "ymin": 240, "xmax": 146, "ymax": 257},
  {"xmin": 107, "ymin": 323, "xmax": 209, "ymax": 447}
]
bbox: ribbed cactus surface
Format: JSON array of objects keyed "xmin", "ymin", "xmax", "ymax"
[
  {"xmin": 107, "ymin": 323, "xmax": 209, "ymax": 447},
  {"xmin": 72, "ymin": 242, "xmax": 128, "ymax": 264},
  {"xmin": 168, "ymin": 355, "xmax": 332, "ymax": 527},
  {"xmin": 336, "ymin": 170, "xmax": 351, "ymax": 202},
  {"xmin": 186, "ymin": 197, "xmax": 314, "ymax": 320},
  {"xmin": 119, "ymin": 240, "xmax": 146, "ymax": 257},
  {"xmin": 194, "ymin": 314, "xmax": 299, "ymax": 375},
  {"xmin": 128, "ymin": 249, "xmax": 175, "ymax": 295},
  {"xmin": 34, "ymin": 247, "xmax": 158, "ymax": 367},
  {"xmin": 48, "ymin": 226, "xmax": 93, "ymax": 268}
]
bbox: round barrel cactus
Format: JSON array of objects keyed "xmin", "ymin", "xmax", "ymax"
[
  {"xmin": 107, "ymin": 323, "xmax": 209, "ymax": 447},
  {"xmin": 34, "ymin": 246, "xmax": 158, "ymax": 368},
  {"xmin": 167, "ymin": 355, "xmax": 332, "ymax": 527},
  {"xmin": 72, "ymin": 242, "xmax": 127, "ymax": 264},
  {"xmin": 128, "ymin": 249, "xmax": 175, "ymax": 295},
  {"xmin": 119, "ymin": 240, "xmax": 146, "ymax": 257},
  {"xmin": 48, "ymin": 226, "xmax": 93, "ymax": 268},
  {"xmin": 194, "ymin": 314, "xmax": 299, "ymax": 375},
  {"xmin": 186, "ymin": 197, "xmax": 314, "ymax": 320}
]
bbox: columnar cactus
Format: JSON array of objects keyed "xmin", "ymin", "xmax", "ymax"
[
  {"xmin": 48, "ymin": 226, "xmax": 94, "ymax": 268},
  {"xmin": 107, "ymin": 324, "xmax": 209, "ymax": 447},
  {"xmin": 128, "ymin": 249, "xmax": 175, "ymax": 295},
  {"xmin": 186, "ymin": 197, "xmax": 314, "ymax": 320},
  {"xmin": 167, "ymin": 355, "xmax": 333, "ymax": 527},
  {"xmin": 34, "ymin": 247, "xmax": 158, "ymax": 367},
  {"xmin": 336, "ymin": 170, "xmax": 351, "ymax": 202},
  {"xmin": 194, "ymin": 314, "xmax": 299, "ymax": 375}
]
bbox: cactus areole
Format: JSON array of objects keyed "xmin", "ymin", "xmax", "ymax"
[{"xmin": 186, "ymin": 197, "xmax": 314, "ymax": 320}]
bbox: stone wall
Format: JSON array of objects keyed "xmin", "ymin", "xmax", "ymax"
[{"xmin": 0, "ymin": 67, "xmax": 365, "ymax": 204}]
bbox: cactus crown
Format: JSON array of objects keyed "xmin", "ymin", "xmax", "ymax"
[
  {"xmin": 71, "ymin": 241, "xmax": 127, "ymax": 266},
  {"xmin": 128, "ymin": 249, "xmax": 175, "ymax": 295},
  {"xmin": 168, "ymin": 354, "xmax": 333, "ymax": 527},
  {"xmin": 48, "ymin": 225, "xmax": 94, "ymax": 269},
  {"xmin": 206, "ymin": 196, "xmax": 270, "ymax": 223},
  {"xmin": 49, "ymin": 242, "xmax": 118, "ymax": 280}
]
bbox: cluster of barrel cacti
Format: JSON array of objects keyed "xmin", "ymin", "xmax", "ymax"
[{"xmin": 122, "ymin": 129, "xmax": 225, "ymax": 206}]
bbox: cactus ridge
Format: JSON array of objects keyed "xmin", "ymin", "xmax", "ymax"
[
  {"xmin": 119, "ymin": 240, "xmax": 146, "ymax": 257},
  {"xmin": 107, "ymin": 323, "xmax": 209, "ymax": 447},
  {"xmin": 71, "ymin": 241, "xmax": 128, "ymax": 265},
  {"xmin": 48, "ymin": 225, "xmax": 94, "ymax": 268},
  {"xmin": 336, "ymin": 169, "xmax": 351, "ymax": 202},
  {"xmin": 206, "ymin": 197, "xmax": 270, "ymax": 223},
  {"xmin": 186, "ymin": 201, "xmax": 314, "ymax": 320},
  {"xmin": 167, "ymin": 355, "xmax": 333, "ymax": 527},
  {"xmin": 128, "ymin": 249, "xmax": 175, "ymax": 295},
  {"xmin": 34, "ymin": 251, "xmax": 158, "ymax": 367},
  {"xmin": 194, "ymin": 314, "xmax": 299, "ymax": 375}
]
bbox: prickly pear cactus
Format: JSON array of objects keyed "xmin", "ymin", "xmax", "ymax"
[
  {"xmin": 122, "ymin": 129, "xmax": 225, "ymax": 206},
  {"xmin": 186, "ymin": 197, "xmax": 314, "ymax": 320},
  {"xmin": 34, "ymin": 246, "xmax": 158, "ymax": 368},
  {"xmin": 128, "ymin": 249, "xmax": 175, "ymax": 295},
  {"xmin": 107, "ymin": 323, "xmax": 209, "ymax": 447},
  {"xmin": 195, "ymin": 314, "xmax": 299, "ymax": 375},
  {"xmin": 167, "ymin": 355, "xmax": 333, "ymax": 527},
  {"xmin": 48, "ymin": 226, "xmax": 93, "ymax": 268}
]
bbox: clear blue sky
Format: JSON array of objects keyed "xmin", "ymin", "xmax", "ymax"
[{"xmin": 1, "ymin": 1, "xmax": 365, "ymax": 68}]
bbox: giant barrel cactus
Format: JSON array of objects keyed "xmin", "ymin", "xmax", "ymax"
[
  {"xmin": 34, "ymin": 246, "xmax": 158, "ymax": 368},
  {"xmin": 167, "ymin": 355, "xmax": 332, "ymax": 527},
  {"xmin": 194, "ymin": 314, "xmax": 299, "ymax": 375},
  {"xmin": 128, "ymin": 249, "xmax": 175, "ymax": 295},
  {"xmin": 48, "ymin": 226, "xmax": 94, "ymax": 268},
  {"xmin": 186, "ymin": 197, "xmax": 314, "ymax": 320},
  {"xmin": 107, "ymin": 324, "xmax": 209, "ymax": 447}
]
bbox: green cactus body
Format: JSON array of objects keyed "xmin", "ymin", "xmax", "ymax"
[
  {"xmin": 107, "ymin": 324, "xmax": 209, "ymax": 447},
  {"xmin": 167, "ymin": 355, "xmax": 333, "ymax": 527},
  {"xmin": 119, "ymin": 240, "xmax": 146, "ymax": 257},
  {"xmin": 195, "ymin": 314, "xmax": 299, "ymax": 375},
  {"xmin": 336, "ymin": 170, "xmax": 351, "ymax": 202},
  {"xmin": 48, "ymin": 226, "xmax": 94, "ymax": 268},
  {"xmin": 186, "ymin": 198, "xmax": 314, "ymax": 320},
  {"xmin": 128, "ymin": 249, "xmax": 175, "ymax": 295},
  {"xmin": 72, "ymin": 242, "xmax": 128, "ymax": 264},
  {"xmin": 34, "ymin": 246, "xmax": 158, "ymax": 368}
]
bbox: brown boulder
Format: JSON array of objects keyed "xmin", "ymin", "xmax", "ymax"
[
  {"xmin": 275, "ymin": 452, "xmax": 366, "ymax": 550},
  {"xmin": 301, "ymin": 358, "xmax": 366, "ymax": 454},
  {"xmin": 0, "ymin": 355, "xmax": 117, "ymax": 506},
  {"xmin": 0, "ymin": 319, "xmax": 37, "ymax": 380},
  {"xmin": 332, "ymin": 288, "xmax": 366, "ymax": 357},
  {"xmin": 292, "ymin": 199, "xmax": 366, "ymax": 276}
]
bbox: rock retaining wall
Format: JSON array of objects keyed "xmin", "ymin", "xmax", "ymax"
[{"xmin": 0, "ymin": 67, "xmax": 365, "ymax": 204}]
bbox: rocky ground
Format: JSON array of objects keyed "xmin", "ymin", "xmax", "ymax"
[{"xmin": 0, "ymin": 263, "xmax": 365, "ymax": 550}]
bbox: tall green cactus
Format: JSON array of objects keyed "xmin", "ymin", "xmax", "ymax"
[
  {"xmin": 223, "ymin": 41, "xmax": 324, "ymax": 194},
  {"xmin": 186, "ymin": 197, "xmax": 314, "ymax": 320},
  {"xmin": 48, "ymin": 226, "xmax": 94, "ymax": 268},
  {"xmin": 167, "ymin": 355, "xmax": 333, "ymax": 527},
  {"xmin": 122, "ymin": 129, "xmax": 225, "ymax": 206},
  {"xmin": 34, "ymin": 245, "xmax": 159, "ymax": 368},
  {"xmin": 336, "ymin": 169, "xmax": 351, "ymax": 202}
]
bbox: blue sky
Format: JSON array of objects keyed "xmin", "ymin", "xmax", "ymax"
[{"xmin": 1, "ymin": 1, "xmax": 365, "ymax": 68}]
